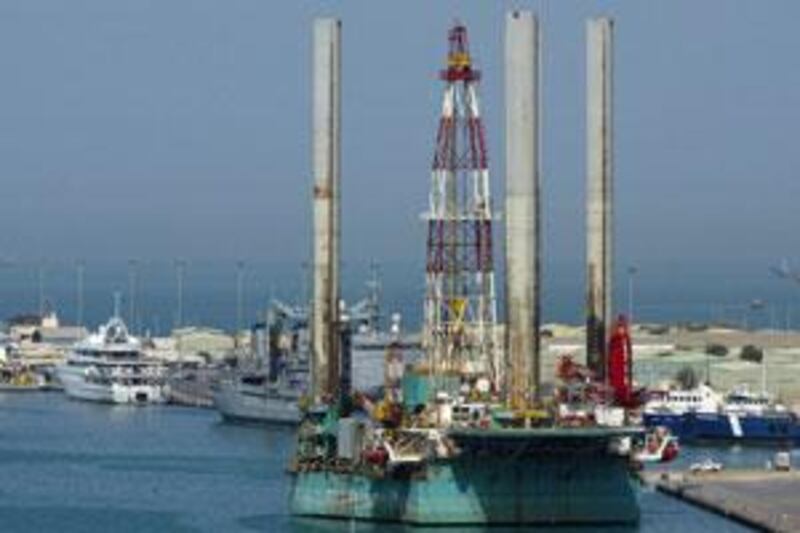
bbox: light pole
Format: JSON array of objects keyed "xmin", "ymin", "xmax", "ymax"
[
  {"xmin": 175, "ymin": 259, "xmax": 186, "ymax": 329},
  {"xmin": 786, "ymin": 304, "xmax": 792, "ymax": 333},
  {"xmin": 627, "ymin": 265, "xmax": 638, "ymax": 324},
  {"xmin": 128, "ymin": 259, "xmax": 138, "ymax": 333},
  {"xmin": 236, "ymin": 259, "xmax": 245, "ymax": 338},
  {"xmin": 37, "ymin": 260, "xmax": 45, "ymax": 317},
  {"xmin": 768, "ymin": 262, "xmax": 799, "ymax": 333},
  {"xmin": 76, "ymin": 260, "xmax": 85, "ymax": 328},
  {"xmin": 748, "ymin": 299, "xmax": 765, "ymax": 331},
  {"xmin": 300, "ymin": 261, "xmax": 310, "ymax": 310}
]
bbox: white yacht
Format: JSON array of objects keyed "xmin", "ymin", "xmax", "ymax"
[{"xmin": 56, "ymin": 313, "xmax": 167, "ymax": 404}]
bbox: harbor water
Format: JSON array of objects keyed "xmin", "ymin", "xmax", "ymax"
[
  {"xmin": 0, "ymin": 260, "xmax": 795, "ymax": 335},
  {"xmin": 0, "ymin": 392, "xmax": 761, "ymax": 532}
]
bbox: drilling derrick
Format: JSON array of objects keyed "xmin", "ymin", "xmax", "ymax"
[{"xmin": 424, "ymin": 24, "xmax": 499, "ymax": 390}]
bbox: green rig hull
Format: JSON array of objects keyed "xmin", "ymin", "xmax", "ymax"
[{"xmin": 289, "ymin": 428, "xmax": 641, "ymax": 525}]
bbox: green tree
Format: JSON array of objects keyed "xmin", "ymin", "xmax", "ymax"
[
  {"xmin": 739, "ymin": 345, "xmax": 764, "ymax": 363},
  {"xmin": 675, "ymin": 365, "xmax": 699, "ymax": 389}
]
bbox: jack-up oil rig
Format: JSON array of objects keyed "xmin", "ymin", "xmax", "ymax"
[{"xmin": 288, "ymin": 12, "xmax": 643, "ymax": 525}]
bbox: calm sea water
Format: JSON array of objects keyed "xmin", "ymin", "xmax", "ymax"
[
  {"xmin": 0, "ymin": 259, "xmax": 795, "ymax": 335},
  {"xmin": 0, "ymin": 392, "xmax": 760, "ymax": 533}
]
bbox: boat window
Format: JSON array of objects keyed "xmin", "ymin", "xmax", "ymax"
[{"xmin": 242, "ymin": 375, "xmax": 267, "ymax": 386}]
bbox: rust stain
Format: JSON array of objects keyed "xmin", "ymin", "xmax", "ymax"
[{"xmin": 314, "ymin": 184, "xmax": 333, "ymax": 199}]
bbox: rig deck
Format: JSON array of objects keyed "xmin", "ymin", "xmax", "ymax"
[{"xmin": 290, "ymin": 426, "xmax": 643, "ymax": 525}]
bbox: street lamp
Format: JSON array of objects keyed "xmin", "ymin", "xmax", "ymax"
[
  {"xmin": 748, "ymin": 299, "xmax": 765, "ymax": 331},
  {"xmin": 174, "ymin": 259, "xmax": 187, "ymax": 329},
  {"xmin": 37, "ymin": 260, "xmax": 46, "ymax": 317},
  {"xmin": 75, "ymin": 259, "xmax": 85, "ymax": 329},
  {"xmin": 627, "ymin": 265, "xmax": 638, "ymax": 324},
  {"xmin": 236, "ymin": 259, "xmax": 245, "ymax": 337},
  {"xmin": 128, "ymin": 258, "xmax": 138, "ymax": 333}
]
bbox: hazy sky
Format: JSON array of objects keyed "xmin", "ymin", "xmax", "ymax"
[{"xmin": 1, "ymin": 0, "xmax": 798, "ymax": 282}]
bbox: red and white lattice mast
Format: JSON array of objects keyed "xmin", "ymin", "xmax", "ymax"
[{"xmin": 424, "ymin": 23, "xmax": 499, "ymax": 390}]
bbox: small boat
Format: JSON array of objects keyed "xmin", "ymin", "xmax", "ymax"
[
  {"xmin": 0, "ymin": 364, "xmax": 46, "ymax": 391},
  {"xmin": 633, "ymin": 427, "xmax": 679, "ymax": 463}
]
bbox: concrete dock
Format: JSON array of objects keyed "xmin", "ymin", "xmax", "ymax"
[
  {"xmin": 641, "ymin": 469, "xmax": 800, "ymax": 532},
  {"xmin": 166, "ymin": 367, "xmax": 219, "ymax": 408}
]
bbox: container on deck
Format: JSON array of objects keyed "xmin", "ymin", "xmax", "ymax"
[{"xmin": 337, "ymin": 417, "xmax": 364, "ymax": 460}]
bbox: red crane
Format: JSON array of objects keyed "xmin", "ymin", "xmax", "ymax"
[{"xmin": 607, "ymin": 315, "xmax": 635, "ymax": 407}]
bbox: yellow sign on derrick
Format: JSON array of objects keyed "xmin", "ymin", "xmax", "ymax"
[{"xmin": 448, "ymin": 52, "xmax": 471, "ymax": 68}]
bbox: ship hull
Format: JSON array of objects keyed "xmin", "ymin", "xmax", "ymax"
[
  {"xmin": 0, "ymin": 384, "xmax": 46, "ymax": 392},
  {"xmin": 56, "ymin": 365, "xmax": 166, "ymax": 405},
  {"xmin": 644, "ymin": 412, "xmax": 800, "ymax": 443},
  {"xmin": 290, "ymin": 431, "xmax": 640, "ymax": 525},
  {"xmin": 213, "ymin": 383, "xmax": 300, "ymax": 425}
]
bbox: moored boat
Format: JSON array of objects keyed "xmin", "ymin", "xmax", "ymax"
[
  {"xmin": 633, "ymin": 426, "xmax": 680, "ymax": 463},
  {"xmin": 214, "ymin": 275, "xmax": 420, "ymax": 425},
  {"xmin": 643, "ymin": 383, "xmax": 800, "ymax": 443},
  {"xmin": 0, "ymin": 363, "xmax": 46, "ymax": 391},
  {"xmin": 56, "ymin": 311, "xmax": 167, "ymax": 405}
]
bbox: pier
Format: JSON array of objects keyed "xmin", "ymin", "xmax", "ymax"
[{"xmin": 641, "ymin": 469, "xmax": 800, "ymax": 532}]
